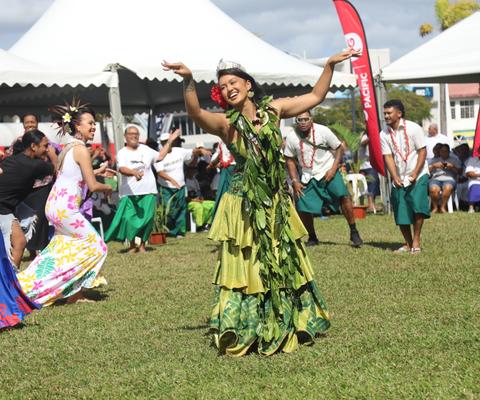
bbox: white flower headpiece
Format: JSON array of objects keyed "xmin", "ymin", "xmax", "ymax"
[{"xmin": 49, "ymin": 97, "xmax": 89, "ymax": 136}]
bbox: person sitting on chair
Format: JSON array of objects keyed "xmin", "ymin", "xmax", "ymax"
[{"xmin": 428, "ymin": 143, "xmax": 461, "ymax": 213}]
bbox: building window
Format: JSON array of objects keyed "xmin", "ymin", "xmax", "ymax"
[
  {"xmin": 450, "ymin": 101, "xmax": 456, "ymax": 119},
  {"xmin": 460, "ymin": 100, "xmax": 475, "ymax": 119}
]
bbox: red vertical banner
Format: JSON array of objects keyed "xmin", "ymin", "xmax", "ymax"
[
  {"xmin": 333, "ymin": 0, "xmax": 385, "ymax": 175},
  {"xmin": 474, "ymin": 107, "xmax": 480, "ymax": 157}
]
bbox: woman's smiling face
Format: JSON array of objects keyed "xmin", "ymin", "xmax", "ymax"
[{"xmin": 218, "ymin": 74, "xmax": 252, "ymax": 108}]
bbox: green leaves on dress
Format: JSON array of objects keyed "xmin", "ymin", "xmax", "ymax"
[{"xmin": 226, "ymin": 96, "xmax": 304, "ymax": 343}]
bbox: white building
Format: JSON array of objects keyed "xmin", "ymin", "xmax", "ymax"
[{"xmin": 448, "ymin": 83, "xmax": 479, "ymax": 146}]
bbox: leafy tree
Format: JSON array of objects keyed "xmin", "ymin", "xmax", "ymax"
[
  {"xmin": 386, "ymin": 86, "xmax": 432, "ymax": 124},
  {"xmin": 313, "ymin": 86, "xmax": 432, "ymax": 130},
  {"xmin": 419, "ymin": 0, "xmax": 479, "ymax": 36},
  {"xmin": 313, "ymin": 96, "xmax": 365, "ymax": 134}
]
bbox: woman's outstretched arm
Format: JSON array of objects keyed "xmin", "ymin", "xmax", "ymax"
[
  {"xmin": 272, "ymin": 49, "xmax": 360, "ymax": 119},
  {"xmin": 162, "ymin": 62, "xmax": 229, "ymax": 141}
]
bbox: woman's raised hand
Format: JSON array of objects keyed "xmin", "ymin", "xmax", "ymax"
[
  {"xmin": 162, "ymin": 61, "xmax": 192, "ymax": 79},
  {"xmin": 327, "ymin": 49, "xmax": 361, "ymax": 66}
]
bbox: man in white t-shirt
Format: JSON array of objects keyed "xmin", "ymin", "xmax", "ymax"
[
  {"xmin": 156, "ymin": 133, "xmax": 210, "ymax": 237},
  {"xmin": 284, "ymin": 111, "xmax": 363, "ymax": 247},
  {"xmin": 105, "ymin": 125, "xmax": 179, "ymax": 252},
  {"xmin": 425, "ymin": 123, "xmax": 453, "ymax": 161},
  {"xmin": 465, "ymin": 147, "xmax": 480, "ymax": 212},
  {"xmin": 381, "ymin": 100, "xmax": 430, "ymax": 254}
]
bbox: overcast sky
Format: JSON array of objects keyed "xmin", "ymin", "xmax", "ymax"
[{"xmin": 0, "ymin": 0, "xmax": 438, "ymax": 61}]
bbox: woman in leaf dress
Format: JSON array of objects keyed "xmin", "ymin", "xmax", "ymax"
[
  {"xmin": 162, "ymin": 50, "xmax": 357, "ymax": 356},
  {"xmin": 18, "ymin": 103, "xmax": 112, "ymax": 305}
]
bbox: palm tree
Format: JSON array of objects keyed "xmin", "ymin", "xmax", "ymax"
[{"xmin": 419, "ymin": 0, "xmax": 479, "ymax": 133}]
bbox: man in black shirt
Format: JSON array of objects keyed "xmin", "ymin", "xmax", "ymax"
[{"xmin": 0, "ymin": 130, "xmax": 54, "ymax": 268}]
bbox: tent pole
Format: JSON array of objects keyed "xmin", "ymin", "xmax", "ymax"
[
  {"xmin": 148, "ymin": 108, "xmax": 155, "ymax": 140},
  {"xmin": 375, "ymin": 75, "xmax": 391, "ymax": 215},
  {"xmin": 439, "ymin": 83, "xmax": 447, "ymax": 134},
  {"xmin": 107, "ymin": 64, "xmax": 125, "ymax": 155}
]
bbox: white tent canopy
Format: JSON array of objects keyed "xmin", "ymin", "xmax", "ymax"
[
  {"xmin": 6, "ymin": 0, "xmax": 356, "ymax": 151},
  {"xmin": 381, "ymin": 12, "xmax": 480, "ymax": 84},
  {"xmin": 0, "ymin": 49, "xmax": 117, "ymax": 88},
  {"xmin": 0, "ymin": 48, "xmax": 116, "ymax": 116},
  {"xmin": 10, "ymin": 0, "xmax": 355, "ymax": 92}
]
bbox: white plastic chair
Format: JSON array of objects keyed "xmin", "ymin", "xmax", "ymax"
[
  {"xmin": 91, "ymin": 217, "xmax": 104, "ymax": 240},
  {"xmin": 447, "ymin": 191, "xmax": 459, "ymax": 213},
  {"xmin": 346, "ymin": 173, "xmax": 369, "ymax": 207},
  {"xmin": 188, "ymin": 212, "xmax": 197, "ymax": 233}
]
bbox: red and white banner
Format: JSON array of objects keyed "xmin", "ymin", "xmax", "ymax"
[
  {"xmin": 333, "ymin": 0, "xmax": 385, "ymax": 175},
  {"xmin": 474, "ymin": 108, "xmax": 480, "ymax": 157}
]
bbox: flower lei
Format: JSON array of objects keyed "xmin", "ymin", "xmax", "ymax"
[
  {"xmin": 298, "ymin": 125, "xmax": 316, "ymax": 169},
  {"xmin": 388, "ymin": 119, "xmax": 410, "ymax": 163},
  {"xmin": 226, "ymin": 96, "xmax": 304, "ymax": 344},
  {"xmin": 210, "ymin": 84, "xmax": 228, "ymax": 110},
  {"xmin": 218, "ymin": 144, "xmax": 234, "ymax": 168}
]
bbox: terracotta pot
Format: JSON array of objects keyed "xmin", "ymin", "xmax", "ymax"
[
  {"xmin": 149, "ymin": 232, "xmax": 167, "ymax": 245},
  {"xmin": 352, "ymin": 205, "xmax": 367, "ymax": 219}
]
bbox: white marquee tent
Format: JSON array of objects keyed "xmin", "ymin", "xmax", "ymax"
[
  {"xmin": 6, "ymin": 0, "xmax": 356, "ymax": 150},
  {"xmin": 0, "ymin": 49, "xmax": 116, "ymax": 88},
  {"xmin": 10, "ymin": 0, "xmax": 355, "ymax": 89},
  {"xmin": 381, "ymin": 12, "xmax": 480, "ymax": 84}
]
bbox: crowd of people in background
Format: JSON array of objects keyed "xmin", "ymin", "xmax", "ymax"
[
  {"xmin": 1, "ymin": 111, "xmax": 479, "ymax": 261},
  {"xmin": 425, "ymin": 122, "xmax": 480, "ymax": 213},
  {"xmin": 1, "ymin": 99, "xmax": 479, "ymax": 332}
]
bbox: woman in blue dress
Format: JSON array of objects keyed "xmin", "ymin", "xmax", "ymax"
[{"xmin": 0, "ymin": 233, "xmax": 40, "ymax": 330}]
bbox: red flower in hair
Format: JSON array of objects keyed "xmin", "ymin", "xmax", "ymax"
[{"xmin": 210, "ymin": 84, "xmax": 228, "ymax": 110}]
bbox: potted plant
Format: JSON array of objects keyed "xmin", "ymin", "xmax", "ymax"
[
  {"xmin": 149, "ymin": 191, "xmax": 178, "ymax": 245},
  {"xmin": 330, "ymin": 123, "xmax": 368, "ymax": 219}
]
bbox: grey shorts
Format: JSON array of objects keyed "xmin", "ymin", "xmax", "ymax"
[{"xmin": 0, "ymin": 203, "xmax": 37, "ymax": 259}]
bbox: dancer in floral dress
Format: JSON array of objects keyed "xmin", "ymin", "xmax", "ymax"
[{"xmin": 18, "ymin": 102, "xmax": 112, "ymax": 305}]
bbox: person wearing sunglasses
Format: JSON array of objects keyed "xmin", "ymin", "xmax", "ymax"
[{"xmin": 284, "ymin": 111, "xmax": 363, "ymax": 247}]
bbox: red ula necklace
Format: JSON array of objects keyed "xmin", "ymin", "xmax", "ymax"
[
  {"xmin": 388, "ymin": 119, "xmax": 410, "ymax": 163},
  {"xmin": 299, "ymin": 125, "xmax": 316, "ymax": 169}
]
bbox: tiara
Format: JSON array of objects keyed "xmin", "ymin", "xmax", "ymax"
[{"xmin": 216, "ymin": 58, "xmax": 246, "ymax": 74}]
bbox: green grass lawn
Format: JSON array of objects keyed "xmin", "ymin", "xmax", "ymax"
[{"xmin": 1, "ymin": 212, "xmax": 479, "ymax": 399}]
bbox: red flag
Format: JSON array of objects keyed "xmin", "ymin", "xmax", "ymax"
[
  {"xmin": 474, "ymin": 107, "xmax": 480, "ymax": 157},
  {"xmin": 333, "ymin": 0, "xmax": 385, "ymax": 175}
]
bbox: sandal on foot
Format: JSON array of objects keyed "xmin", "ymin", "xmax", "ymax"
[{"xmin": 410, "ymin": 247, "xmax": 421, "ymax": 254}]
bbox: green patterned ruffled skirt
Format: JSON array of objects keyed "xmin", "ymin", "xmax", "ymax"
[{"xmin": 208, "ymin": 190, "xmax": 331, "ymax": 356}]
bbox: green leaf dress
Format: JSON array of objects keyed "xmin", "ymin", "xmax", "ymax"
[{"xmin": 208, "ymin": 97, "xmax": 331, "ymax": 356}]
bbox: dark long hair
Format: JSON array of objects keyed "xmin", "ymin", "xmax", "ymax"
[
  {"xmin": 12, "ymin": 129, "xmax": 46, "ymax": 155},
  {"xmin": 217, "ymin": 68, "xmax": 265, "ymax": 105}
]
